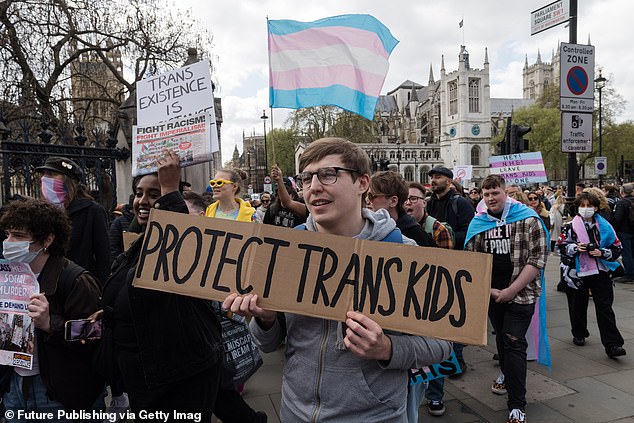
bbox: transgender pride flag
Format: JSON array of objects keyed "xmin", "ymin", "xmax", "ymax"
[{"xmin": 268, "ymin": 14, "xmax": 399, "ymax": 120}]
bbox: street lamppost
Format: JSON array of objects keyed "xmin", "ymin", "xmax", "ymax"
[
  {"xmin": 595, "ymin": 71, "xmax": 607, "ymax": 187},
  {"xmin": 261, "ymin": 110, "xmax": 269, "ymax": 173},
  {"xmin": 396, "ymin": 141, "xmax": 401, "ymax": 172}
]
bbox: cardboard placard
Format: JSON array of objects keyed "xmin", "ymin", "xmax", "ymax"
[{"xmin": 132, "ymin": 210, "xmax": 492, "ymax": 345}]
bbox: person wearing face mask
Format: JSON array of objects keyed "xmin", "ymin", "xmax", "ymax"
[
  {"xmin": 0, "ymin": 198, "xmax": 104, "ymax": 418},
  {"xmin": 557, "ymin": 192, "xmax": 626, "ymax": 358},
  {"xmin": 35, "ymin": 157, "xmax": 110, "ymax": 286}
]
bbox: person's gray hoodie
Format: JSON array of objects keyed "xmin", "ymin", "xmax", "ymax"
[{"xmin": 250, "ymin": 209, "xmax": 452, "ymax": 422}]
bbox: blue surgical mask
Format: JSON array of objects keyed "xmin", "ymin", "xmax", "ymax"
[{"xmin": 2, "ymin": 241, "xmax": 42, "ymax": 263}]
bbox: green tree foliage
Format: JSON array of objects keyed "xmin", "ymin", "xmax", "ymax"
[
  {"xmin": 268, "ymin": 128, "xmax": 300, "ymax": 176},
  {"xmin": 509, "ymin": 73, "xmax": 629, "ymax": 181},
  {"xmin": 0, "ymin": 0, "xmax": 215, "ymax": 125},
  {"xmin": 287, "ymin": 106, "xmax": 373, "ymax": 143}
]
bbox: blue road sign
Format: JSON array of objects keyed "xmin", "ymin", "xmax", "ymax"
[{"xmin": 567, "ymin": 66, "xmax": 588, "ymax": 96}]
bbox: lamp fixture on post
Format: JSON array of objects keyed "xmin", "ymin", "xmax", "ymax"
[
  {"xmin": 594, "ymin": 70, "xmax": 607, "ymax": 187},
  {"xmin": 261, "ymin": 110, "xmax": 269, "ymax": 174}
]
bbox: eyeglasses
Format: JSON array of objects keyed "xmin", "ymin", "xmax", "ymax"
[
  {"xmin": 298, "ymin": 167, "xmax": 358, "ymax": 188},
  {"xmin": 367, "ymin": 192, "xmax": 389, "ymax": 202},
  {"xmin": 261, "ymin": 199, "xmax": 270, "ymax": 203},
  {"xmin": 404, "ymin": 195, "xmax": 425, "ymax": 204},
  {"xmin": 209, "ymin": 179, "xmax": 235, "ymax": 188},
  {"xmin": 528, "ymin": 196, "xmax": 539, "ymax": 201}
]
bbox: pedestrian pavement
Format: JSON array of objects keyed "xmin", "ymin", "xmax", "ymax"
[{"xmin": 241, "ymin": 254, "xmax": 634, "ymax": 423}]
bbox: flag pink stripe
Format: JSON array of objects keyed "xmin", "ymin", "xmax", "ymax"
[
  {"xmin": 270, "ymin": 65, "xmax": 386, "ymax": 93},
  {"xmin": 490, "ymin": 159, "xmax": 544, "ymax": 167},
  {"xmin": 269, "ymin": 26, "xmax": 389, "ymax": 59}
]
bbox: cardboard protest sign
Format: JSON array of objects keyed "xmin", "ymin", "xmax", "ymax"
[
  {"xmin": 132, "ymin": 113, "xmax": 217, "ymax": 176},
  {"xmin": 133, "ymin": 210, "xmax": 492, "ymax": 345},
  {"xmin": 409, "ymin": 350, "xmax": 462, "ymax": 385},
  {"xmin": 0, "ymin": 262, "xmax": 39, "ymax": 370},
  {"xmin": 123, "ymin": 232, "xmax": 142, "ymax": 251}
]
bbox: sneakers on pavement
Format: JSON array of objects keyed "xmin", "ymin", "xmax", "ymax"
[
  {"xmin": 427, "ymin": 400, "xmax": 446, "ymax": 416},
  {"xmin": 573, "ymin": 336, "xmax": 585, "ymax": 346},
  {"xmin": 491, "ymin": 373, "xmax": 507, "ymax": 395},
  {"xmin": 507, "ymin": 408, "xmax": 526, "ymax": 423}
]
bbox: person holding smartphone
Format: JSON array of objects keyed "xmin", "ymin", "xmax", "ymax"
[
  {"xmin": 0, "ymin": 198, "xmax": 104, "ymax": 418},
  {"xmin": 557, "ymin": 191, "xmax": 626, "ymax": 358}
]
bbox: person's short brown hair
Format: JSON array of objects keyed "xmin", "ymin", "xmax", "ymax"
[
  {"xmin": 370, "ymin": 171, "xmax": 408, "ymax": 214},
  {"xmin": 182, "ymin": 191, "xmax": 206, "ymax": 214},
  {"xmin": 482, "ymin": 174, "xmax": 506, "ymax": 190},
  {"xmin": 408, "ymin": 182, "xmax": 427, "ymax": 196},
  {"xmin": 0, "ymin": 198, "xmax": 71, "ymax": 257},
  {"xmin": 298, "ymin": 138, "xmax": 370, "ymax": 178},
  {"xmin": 575, "ymin": 191, "xmax": 600, "ymax": 208}
]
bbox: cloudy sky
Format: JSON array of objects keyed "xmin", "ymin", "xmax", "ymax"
[{"xmin": 178, "ymin": 0, "xmax": 632, "ymax": 163}]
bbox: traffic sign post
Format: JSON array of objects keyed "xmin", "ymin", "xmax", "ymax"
[
  {"xmin": 595, "ymin": 157, "xmax": 607, "ymax": 176},
  {"xmin": 561, "ymin": 112, "xmax": 593, "ymax": 153},
  {"xmin": 560, "ymin": 43, "xmax": 595, "ymax": 112}
]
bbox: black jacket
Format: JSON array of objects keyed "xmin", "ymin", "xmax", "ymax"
[
  {"xmin": 395, "ymin": 212, "xmax": 435, "ymax": 247},
  {"xmin": 67, "ymin": 198, "xmax": 111, "ymax": 285},
  {"xmin": 426, "ymin": 189, "xmax": 475, "ymax": 249},
  {"xmin": 613, "ymin": 195, "xmax": 634, "ymax": 234},
  {"xmin": 108, "ymin": 204, "xmax": 136, "ymax": 262},
  {"xmin": 36, "ymin": 256, "xmax": 104, "ymax": 410},
  {"xmin": 101, "ymin": 191, "xmax": 223, "ymax": 390}
]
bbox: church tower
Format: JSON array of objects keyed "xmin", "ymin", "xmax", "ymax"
[{"xmin": 439, "ymin": 46, "xmax": 491, "ymax": 180}]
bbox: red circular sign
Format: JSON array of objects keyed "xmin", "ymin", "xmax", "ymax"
[{"xmin": 567, "ymin": 66, "xmax": 589, "ymax": 96}]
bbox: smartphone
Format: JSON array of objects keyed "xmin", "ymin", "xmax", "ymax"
[{"xmin": 64, "ymin": 319, "xmax": 102, "ymax": 341}]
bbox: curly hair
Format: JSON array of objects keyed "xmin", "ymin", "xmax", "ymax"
[{"xmin": 0, "ymin": 198, "xmax": 71, "ymax": 257}]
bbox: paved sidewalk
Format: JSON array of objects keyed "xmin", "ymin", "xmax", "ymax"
[{"xmin": 242, "ymin": 254, "xmax": 634, "ymax": 422}]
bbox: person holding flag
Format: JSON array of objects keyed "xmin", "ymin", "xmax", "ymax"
[{"xmin": 464, "ymin": 175, "xmax": 550, "ymax": 423}]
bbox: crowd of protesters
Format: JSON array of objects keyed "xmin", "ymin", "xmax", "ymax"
[{"xmin": 0, "ymin": 144, "xmax": 632, "ymax": 423}]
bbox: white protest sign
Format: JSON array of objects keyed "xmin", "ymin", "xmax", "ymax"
[
  {"xmin": 489, "ymin": 152, "xmax": 548, "ymax": 185},
  {"xmin": 0, "ymin": 262, "xmax": 39, "ymax": 370},
  {"xmin": 137, "ymin": 60, "xmax": 215, "ymax": 125},
  {"xmin": 453, "ymin": 165, "xmax": 473, "ymax": 181},
  {"xmin": 132, "ymin": 113, "xmax": 217, "ymax": 176}
]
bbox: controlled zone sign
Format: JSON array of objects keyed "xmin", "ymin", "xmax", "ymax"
[
  {"xmin": 561, "ymin": 112, "xmax": 593, "ymax": 153},
  {"xmin": 560, "ymin": 43, "xmax": 595, "ymax": 112},
  {"xmin": 531, "ymin": 0, "xmax": 569, "ymax": 35},
  {"xmin": 133, "ymin": 209, "xmax": 493, "ymax": 346}
]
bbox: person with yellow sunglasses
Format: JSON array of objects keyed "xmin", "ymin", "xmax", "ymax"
[{"xmin": 205, "ymin": 168, "xmax": 260, "ymax": 222}]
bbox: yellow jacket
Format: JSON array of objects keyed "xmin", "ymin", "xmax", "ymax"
[{"xmin": 205, "ymin": 198, "xmax": 255, "ymax": 222}]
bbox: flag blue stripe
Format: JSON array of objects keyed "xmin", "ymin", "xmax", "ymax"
[
  {"xmin": 268, "ymin": 14, "xmax": 399, "ymax": 54},
  {"xmin": 270, "ymin": 85, "xmax": 377, "ymax": 120}
]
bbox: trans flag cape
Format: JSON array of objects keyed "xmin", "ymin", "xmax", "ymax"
[
  {"xmin": 268, "ymin": 14, "xmax": 399, "ymax": 120},
  {"xmin": 465, "ymin": 198, "xmax": 552, "ymax": 369}
]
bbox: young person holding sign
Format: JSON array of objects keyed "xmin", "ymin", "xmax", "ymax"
[{"xmin": 223, "ymin": 138, "xmax": 452, "ymax": 423}]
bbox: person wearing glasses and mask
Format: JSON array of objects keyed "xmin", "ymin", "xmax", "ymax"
[
  {"xmin": 0, "ymin": 198, "xmax": 104, "ymax": 418},
  {"xmin": 205, "ymin": 169, "xmax": 260, "ymax": 222},
  {"xmin": 223, "ymin": 138, "xmax": 452, "ymax": 423}
]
